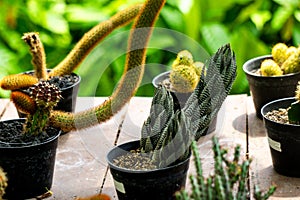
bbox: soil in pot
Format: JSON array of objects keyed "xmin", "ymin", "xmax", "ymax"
[
  {"xmin": 107, "ymin": 140, "xmax": 190, "ymax": 200},
  {"xmin": 261, "ymin": 97, "xmax": 300, "ymax": 177},
  {"xmin": 152, "ymin": 71, "xmax": 217, "ymax": 135},
  {"xmin": 0, "ymin": 119, "xmax": 60, "ymax": 199},
  {"xmin": 22, "ymin": 71, "xmax": 81, "ymax": 113},
  {"xmin": 243, "ymin": 55, "xmax": 300, "ymax": 119}
]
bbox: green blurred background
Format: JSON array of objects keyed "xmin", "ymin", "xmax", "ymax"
[{"xmin": 0, "ymin": 0, "xmax": 300, "ymax": 97}]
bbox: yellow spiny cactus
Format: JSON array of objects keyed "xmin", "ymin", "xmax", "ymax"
[
  {"xmin": 169, "ymin": 50, "xmax": 202, "ymax": 93},
  {"xmin": 271, "ymin": 43, "xmax": 288, "ymax": 66},
  {"xmin": 296, "ymin": 81, "xmax": 300, "ymax": 101},
  {"xmin": 22, "ymin": 32, "xmax": 47, "ymax": 80},
  {"xmin": 46, "ymin": 0, "xmax": 166, "ymax": 132},
  {"xmin": 0, "ymin": 167, "xmax": 7, "ymax": 200},
  {"xmin": 260, "ymin": 59, "xmax": 283, "ymax": 76},
  {"xmin": 0, "ymin": 74, "xmax": 38, "ymax": 90},
  {"xmin": 281, "ymin": 48, "xmax": 300, "ymax": 74}
]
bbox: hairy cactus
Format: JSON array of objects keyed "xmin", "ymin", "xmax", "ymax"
[
  {"xmin": 0, "ymin": 167, "xmax": 7, "ymax": 200},
  {"xmin": 140, "ymin": 44, "xmax": 237, "ymax": 167},
  {"xmin": 260, "ymin": 59, "xmax": 283, "ymax": 76},
  {"xmin": 260, "ymin": 43, "xmax": 300, "ymax": 76},
  {"xmin": 175, "ymin": 138, "xmax": 276, "ymax": 200},
  {"xmin": 169, "ymin": 50, "xmax": 204, "ymax": 93},
  {"xmin": 288, "ymin": 81, "xmax": 300, "ymax": 124},
  {"xmin": 1, "ymin": 0, "xmax": 166, "ymax": 133}
]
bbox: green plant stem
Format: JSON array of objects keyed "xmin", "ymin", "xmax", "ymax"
[{"xmin": 49, "ymin": 0, "xmax": 166, "ymax": 132}]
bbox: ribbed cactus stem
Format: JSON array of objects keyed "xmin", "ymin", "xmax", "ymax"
[
  {"xmin": 49, "ymin": 0, "xmax": 166, "ymax": 132},
  {"xmin": 22, "ymin": 32, "xmax": 47, "ymax": 80},
  {"xmin": 0, "ymin": 74, "xmax": 38, "ymax": 90},
  {"xmin": 48, "ymin": 3, "xmax": 143, "ymax": 77}
]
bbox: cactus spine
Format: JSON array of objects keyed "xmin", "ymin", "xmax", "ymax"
[
  {"xmin": 175, "ymin": 138, "xmax": 276, "ymax": 200},
  {"xmin": 0, "ymin": 167, "xmax": 7, "ymax": 200}
]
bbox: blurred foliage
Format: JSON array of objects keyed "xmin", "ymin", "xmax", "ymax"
[{"xmin": 0, "ymin": 0, "xmax": 300, "ymax": 97}]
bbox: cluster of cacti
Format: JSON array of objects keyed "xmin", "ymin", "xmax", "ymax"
[
  {"xmin": 0, "ymin": 167, "xmax": 7, "ymax": 200},
  {"xmin": 288, "ymin": 81, "xmax": 300, "ymax": 124},
  {"xmin": 169, "ymin": 50, "xmax": 204, "ymax": 93},
  {"xmin": 175, "ymin": 138, "xmax": 276, "ymax": 200},
  {"xmin": 260, "ymin": 43, "xmax": 300, "ymax": 76},
  {"xmin": 0, "ymin": 0, "xmax": 166, "ymax": 133},
  {"xmin": 140, "ymin": 44, "xmax": 237, "ymax": 167}
]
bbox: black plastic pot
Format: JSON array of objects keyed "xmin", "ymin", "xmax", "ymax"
[
  {"xmin": 243, "ymin": 55, "xmax": 300, "ymax": 119},
  {"xmin": 261, "ymin": 97, "xmax": 300, "ymax": 177},
  {"xmin": 107, "ymin": 140, "xmax": 190, "ymax": 200},
  {"xmin": 152, "ymin": 71, "xmax": 217, "ymax": 135},
  {"xmin": 0, "ymin": 119, "xmax": 61, "ymax": 199}
]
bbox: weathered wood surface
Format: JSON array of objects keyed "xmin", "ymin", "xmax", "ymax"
[{"xmin": 1, "ymin": 95, "xmax": 297, "ymax": 199}]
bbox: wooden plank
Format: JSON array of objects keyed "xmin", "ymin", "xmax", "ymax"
[
  {"xmin": 0, "ymin": 99, "xmax": 18, "ymax": 120},
  {"xmin": 247, "ymin": 96, "xmax": 300, "ymax": 200}
]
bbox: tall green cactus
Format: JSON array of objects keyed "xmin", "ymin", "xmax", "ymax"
[
  {"xmin": 175, "ymin": 138, "xmax": 276, "ymax": 200},
  {"xmin": 140, "ymin": 44, "xmax": 237, "ymax": 167}
]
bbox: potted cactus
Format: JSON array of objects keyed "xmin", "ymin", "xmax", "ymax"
[
  {"xmin": 0, "ymin": 3, "xmax": 144, "ymax": 115},
  {"xmin": 152, "ymin": 50, "xmax": 217, "ymax": 135},
  {"xmin": 261, "ymin": 81, "xmax": 300, "ymax": 177},
  {"xmin": 243, "ymin": 43, "xmax": 300, "ymax": 118},
  {"xmin": 175, "ymin": 138, "xmax": 276, "ymax": 200},
  {"xmin": 107, "ymin": 43, "xmax": 237, "ymax": 200},
  {"xmin": 0, "ymin": 0, "xmax": 166, "ymax": 198}
]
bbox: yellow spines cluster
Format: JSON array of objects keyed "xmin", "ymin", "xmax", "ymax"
[
  {"xmin": 0, "ymin": 167, "xmax": 7, "ymax": 200},
  {"xmin": 48, "ymin": 3, "xmax": 143, "ymax": 77},
  {"xmin": 272, "ymin": 43, "xmax": 288, "ymax": 65},
  {"xmin": 0, "ymin": 74, "xmax": 38, "ymax": 90},
  {"xmin": 170, "ymin": 50, "xmax": 203, "ymax": 93},
  {"xmin": 261, "ymin": 43, "xmax": 300, "ymax": 76},
  {"xmin": 281, "ymin": 48, "xmax": 300, "ymax": 74},
  {"xmin": 296, "ymin": 81, "xmax": 300, "ymax": 101},
  {"xmin": 260, "ymin": 59, "xmax": 283, "ymax": 76},
  {"xmin": 10, "ymin": 91, "xmax": 36, "ymax": 114}
]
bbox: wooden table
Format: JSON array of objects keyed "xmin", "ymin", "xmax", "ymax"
[{"xmin": 0, "ymin": 95, "xmax": 299, "ymax": 199}]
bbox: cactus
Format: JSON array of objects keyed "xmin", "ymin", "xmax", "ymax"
[
  {"xmin": 280, "ymin": 48, "xmax": 300, "ymax": 74},
  {"xmin": 271, "ymin": 43, "xmax": 288, "ymax": 66},
  {"xmin": 288, "ymin": 81, "xmax": 300, "ymax": 124},
  {"xmin": 0, "ymin": 167, "xmax": 7, "ymax": 200},
  {"xmin": 140, "ymin": 44, "xmax": 237, "ymax": 167},
  {"xmin": 169, "ymin": 50, "xmax": 204, "ymax": 93},
  {"xmin": 260, "ymin": 59, "xmax": 283, "ymax": 76},
  {"xmin": 1, "ymin": 0, "xmax": 166, "ymax": 133},
  {"xmin": 175, "ymin": 138, "xmax": 276, "ymax": 200},
  {"xmin": 260, "ymin": 43, "xmax": 300, "ymax": 76}
]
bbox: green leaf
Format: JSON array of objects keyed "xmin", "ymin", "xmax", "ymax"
[{"xmin": 271, "ymin": 6, "xmax": 293, "ymax": 31}]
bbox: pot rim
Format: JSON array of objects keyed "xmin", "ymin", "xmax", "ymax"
[
  {"xmin": 106, "ymin": 140, "xmax": 190, "ymax": 174},
  {"xmin": 242, "ymin": 55, "xmax": 300, "ymax": 78},
  {"xmin": 152, "ymin": 70, "xmax": 171, "ymax": 88},
  {"xmin": 23, "ymin": 70, "xmax": 81, "ymax": 91},
  {"xmin": 0, "ymin": 118, "xmax": 61, "ymax": 149},
  {"xmin": 261, "ymin": 97, "xmax": 300, "ymax": 127}
]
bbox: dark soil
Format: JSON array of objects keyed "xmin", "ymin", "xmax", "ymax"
[
  {"xmin": 23, "ymin": 72, "xmax": 80, "ymax": 90},
  {"xmin": 0, "ymin": 120, "xmax": 59, "ymax": 147},
  {"xmin": 113, "ymin": 150, "xmax": 158, "ymax": 171}
]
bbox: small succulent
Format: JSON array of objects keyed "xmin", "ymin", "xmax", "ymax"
[
  {"xmin": 169, "ymin": 50, "xmax": 204, "ymax": 93},
  {"xmin": 288, "ymin": 81, "xmax": 300, "ymax": 124},
  {"xmin": 175, "ymin": 138, "xmax": 276, "ymax": 200},
  {"xmin": 260, "ymin": 43, "xmax": 300, "ymax": 76},
  {"xmin": 0, "ymin": 167, "xmax": 7, "ymax": 200}
]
